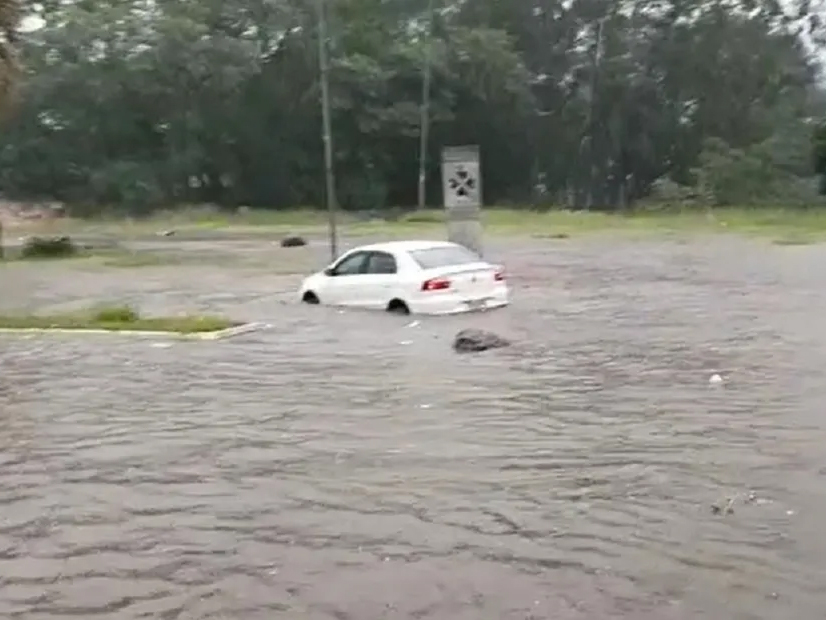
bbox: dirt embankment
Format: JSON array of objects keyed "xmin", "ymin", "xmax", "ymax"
[{"xmin": 0, "ymin": 200, "xmax": 65, "ymax": 229}]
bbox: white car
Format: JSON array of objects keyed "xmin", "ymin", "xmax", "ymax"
[{"xmin": 298, "ymin": 240, "xmax": 509, "ymax": 315}]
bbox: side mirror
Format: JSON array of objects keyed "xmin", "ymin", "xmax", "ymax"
[{"xmin": 323, "ymin": 267, "xmax": 334, "ymax": 276}]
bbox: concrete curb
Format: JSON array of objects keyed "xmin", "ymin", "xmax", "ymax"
[{"xmin": 0, "ymin": 321, "xmax": 267, "ymax": 340}]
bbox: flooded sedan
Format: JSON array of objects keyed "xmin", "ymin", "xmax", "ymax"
[{"xmin": 299, "ymin": 240, "xmax": 508, "ymax": 315}]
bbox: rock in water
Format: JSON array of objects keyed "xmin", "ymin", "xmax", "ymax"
[
  {"xmin": 453, "ymin": 328, "xmax": 510, "ymax": 353},
  {"xmin": 281, "ymin": 236, "xmax": 307, "ymax": 248}
]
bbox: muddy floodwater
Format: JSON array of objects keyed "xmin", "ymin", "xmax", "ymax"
[{"xmin": 2, "ymin": 232, "xmax": 826, "ymax": 619}]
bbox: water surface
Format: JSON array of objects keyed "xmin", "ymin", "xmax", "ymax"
[{"xmin": 1, "ymin": 235, "xmax": 825, "ymax": 619}]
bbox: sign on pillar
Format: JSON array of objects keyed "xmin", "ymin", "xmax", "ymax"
[{"xmin": 441, "ymin": 145, "xmax": 483, "ymax": 256}]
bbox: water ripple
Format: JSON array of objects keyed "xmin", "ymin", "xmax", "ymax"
[{"xmin": 1, "ymin": 236, "xmax": 826, "ymax": 618}]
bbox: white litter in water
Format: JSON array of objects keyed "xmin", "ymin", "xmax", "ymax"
[
  {"xmin": 150, "ymin": 342, "xmax": 173, "ymax": 348},
  {"xmin": 419, "ymin": 404, "xmax": 432, "ymax": 409},
  {"xmin": 407, "ymin": 320, "xmax": 421, "ymax": 328},
  {"xmin": 399, "ymin": 340, "xmax": 413, "ymax": 345},
  {"xmin": 709, "ymin": 373, "xmax": 723, "ymax": 385}
]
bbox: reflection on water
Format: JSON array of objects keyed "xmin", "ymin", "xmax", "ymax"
[{"xmin": 2, "ymin": 236, "xmax": 826, "ymax": 619}]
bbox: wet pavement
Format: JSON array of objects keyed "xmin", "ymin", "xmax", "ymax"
[{"xmin": 2, "ymin": 233, "xmax": 826, "ymax": 619}]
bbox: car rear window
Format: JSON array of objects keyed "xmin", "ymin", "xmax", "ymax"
[{"xmin": 409, "ymin": 245, "xmax": 480, "ymax": 270}]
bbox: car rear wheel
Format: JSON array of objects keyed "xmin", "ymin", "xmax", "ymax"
[
  {"xmin": 386, "ymin": 299, "xmax": 410, "ymax": 315},
  {"xmin": 302, "ymin": 291, "xmax": 320, "ymax": 304}
]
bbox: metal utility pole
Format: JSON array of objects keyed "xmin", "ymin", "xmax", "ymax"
[
  {"xmin": 416, "ymin": 0, "xmax": 435, "ymax": 210},
  {"xmin": 584, "ymin": 17, "xmax": 605, "ymax": 209},
  {"xmin": 317, "ymin": 0, "xmax": 338, "ymax": 259}
]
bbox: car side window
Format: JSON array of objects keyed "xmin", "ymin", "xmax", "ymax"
[
  {"xmin": 365, "ymin": 251, "xmax": 397, "ymax": 275},
  {"xmin": 331, "ymin": 251, "xmax": 368, "ymax": 276}
]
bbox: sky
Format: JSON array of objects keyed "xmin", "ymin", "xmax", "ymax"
[{"xmin": 21, "ymin": 15, "xmax": 43, "ymax": 32}]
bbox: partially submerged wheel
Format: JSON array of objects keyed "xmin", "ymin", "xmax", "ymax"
[
  {"xmin": 302, "ymin": 291, "xmax": 319, "ymax": 304},
  {"xmin": 386, "ymin": 299, "xmax": 410, "ymax": 315}
]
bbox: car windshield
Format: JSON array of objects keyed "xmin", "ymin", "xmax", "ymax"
[{"xmin": 409, "ymin": 245, "xmax": 481, "ymax": 270}]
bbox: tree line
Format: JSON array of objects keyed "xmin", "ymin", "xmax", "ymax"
[{"xmin": 1, "ymin": 0, "xmax": 826, "ymax": 214}]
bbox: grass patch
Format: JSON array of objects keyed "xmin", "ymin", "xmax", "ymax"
[
  {"xmin": 91, "ymin": 250, "xmax": 203, "ymax": 267},
  {"xmin": 400, "ymin": 210, "xmax": 445, "ymax": 224},
  {"xmin": 10, "ymin": 205, "xmax": 826, "ymax": 242},
  {"xmin": 99, "ymin": 252, "xmax": 173, "ymax": 267},
  {"xmin": 0, "ymin": 304, "xmax": 238, "ymax": 333},
  {"xmin": 20, "ymin": 236, "xmax": 79, "ymax": 259},
  {"xmin": 480, "ymin": 207, "xmax": 826, "ymax": 240},
  {"xmin": 2, "ymin": 247, "xmax": 182, "ymax": 268},
  {"xmin": 772, "ymin": 234, "xmax": 817, "ymax": 246}
]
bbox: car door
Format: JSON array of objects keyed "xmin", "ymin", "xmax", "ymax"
[
  {"xmin": 323, "ymin": 250, "xmax": 371, "ymax": 306},
  {"xmin": 361, "ymin": 250, "xmax": 400, "ymax": 309}
]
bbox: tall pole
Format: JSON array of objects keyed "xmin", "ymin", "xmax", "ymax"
[
  {"xmin": 317, "ymin": 0, "xmax": 338, "ymax": 259},
  {"xmin": 416, "ymin": 0, "xmax": 435, "ymax": 210},
  {"xmin": 585, "ymin": 17, "xmax": 605, "ymax": 210}
]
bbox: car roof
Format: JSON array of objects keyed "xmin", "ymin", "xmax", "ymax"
[{"xmin": 351, "ymin": 240, "xmax": 461, "ymax": 254}]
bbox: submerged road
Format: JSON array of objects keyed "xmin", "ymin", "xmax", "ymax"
[{"xmin": 1, "ymin": 235, "xmax": 825, "ymax": 618}]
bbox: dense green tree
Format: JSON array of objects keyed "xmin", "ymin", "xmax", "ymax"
[
  {"xmin": 0, "ymin": 0, "xmax": 19, "ymax": 117},
  {"xmin": 0, "ymin": 0, "xmax": 823, "ymax": 213}
]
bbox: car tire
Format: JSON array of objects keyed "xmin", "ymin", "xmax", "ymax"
[
  {"xmin": 302, "ymin": 291, "xmax": 320, "ymax": 304},
  {"xmin": 386, "ymin": 299, "xmax": 410, "ymax": 315}
]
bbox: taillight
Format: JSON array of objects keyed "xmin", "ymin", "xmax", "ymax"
[
  {"xmin": 494, "ymin": 270, "xmax": 505, "ymax": 281},
  {"xmin": 422, "ymin": 277, "xmax": 450, "ymax": 291}
]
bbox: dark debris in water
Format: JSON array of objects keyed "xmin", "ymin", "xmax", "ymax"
[
  {"xmin": 453, "ymin": 328, "xmax": 511, "ymax": 353},
  {"xmin": 711, "ymin": 491, "xmax": 762, "ymax": 516},
  {"xmin": 280, "ymin": 236, "xmax": 307, "ymax": 248}
]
